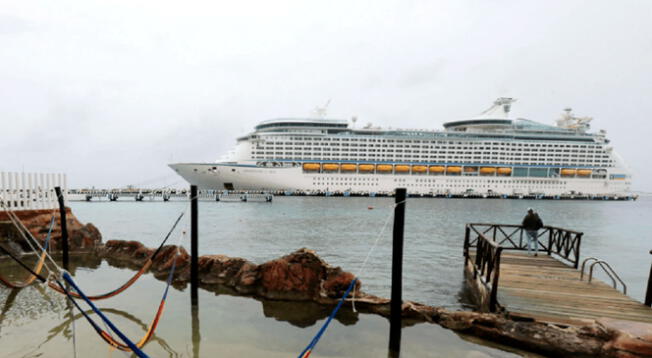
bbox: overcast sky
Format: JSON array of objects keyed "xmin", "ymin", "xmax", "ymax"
[{"xmin": 1, "ymin": 1, "xmax": 651, "ymax": 191}]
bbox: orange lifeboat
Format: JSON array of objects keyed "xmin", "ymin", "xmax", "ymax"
[
  {"xmin": 322, "ymin": 163, "xmax": 339, "ymax": 171},
  {"xmin": 560, "ymin": 168, "xmax": 577, "ymax": 176},
  {"xmin": 358, "ymin": 164, "xmax": 375, "ymax": 172},
  {"xmin": 480, "ymin": 167, "xmax": 496, "ymax": 175},
  {"xmin": 376, "ymin": 164, "xmax": 393, "ymax": 172},
  {"xmin": 412, "ymin": 165, "xmax": 427, "ymax": 173},
  {"xmin": 497, "ymin": 167, "xmax": 512, "ymax": 175},
  {"xmin": 446, "ymin": 166, "xmax": 462, "ymax": 174},
  {"xmin": 303, "ymin": 163, "xmax": 320, "ymax": 171},
  {"xmin": 395, "ymin": 165, "xmax": 410, "ymax": 173},
  {"xmin": 429, "ymin": 166, "xmax": 445, "ymax": 174},
  {"xmin": 577, "ymin": 169, "xmax": 592, "ymax": 177},
  {"xmin": 341, "ymin": 164, "xmax": 357, "ymax": 172},
  {"xmin": 464, "ymin": 167, "xmax": 478, "ymax": 173}
]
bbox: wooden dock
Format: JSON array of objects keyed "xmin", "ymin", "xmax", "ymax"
[
  {"xmin": 496, "ymin": 251, "xmax": 652, "ymax": 325},
  {"xmin": 463, "ymin": 223, "xmax": 652, "ymax": 326}
]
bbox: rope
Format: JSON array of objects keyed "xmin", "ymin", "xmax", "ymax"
[
  {"xmin": 60, "ymin": 230, "xmax": 185, "ymax": 355},
  {"xmin": 351, "ymin": 201, "xmax": 398, "ymax": 312},
  {"xmin": 0, "ymin": 244, "xmax": 48, "ymax": 283},
  {"xmin": 2, "ymin": 203, "xmax": 63, "ymax": 276},
  {"xmin": 0, "ymin": 192, "xmax": 186, "ymax": 300},
  {"xmin": 297, "ymin": 198, "xmax": 407, "ymax": 357},
  {"xmin": 48, "ymin": 211, "xmax": 184, "ymax": 300},
  {"xmin": 297, "ymin": 278, "xmax": 357, "ymax": 358},
  {"xmin": 0, "ymin": 215, "xmax": 55, "ymax": 288},
  {"xmin": 57, "ymin": 275, "xmax": 149, "ymax": 358}
]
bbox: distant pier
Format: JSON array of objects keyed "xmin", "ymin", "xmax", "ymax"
[
  {"xmin": 67, "ymin": 188, "xmax": 637, "ymax": 201},
  {"xmin": 67, "ymin": 189, "xmax": 273, "ymax": 202}
]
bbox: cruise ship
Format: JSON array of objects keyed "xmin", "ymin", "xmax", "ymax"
[{"xmin": 169, "ymin": 98, "xmax": 632, "ymax": 197}]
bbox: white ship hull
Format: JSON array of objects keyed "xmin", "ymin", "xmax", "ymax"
[{"xmin": 169, "ymin": 162, "xmax": 631, "ymax": 196}]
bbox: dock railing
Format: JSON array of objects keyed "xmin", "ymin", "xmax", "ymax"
[
  {"xmin": 464, "ymin": 223, "xmax": 584, "ymax": 312},
  {"xmin": 0, "ymin": 172, "xmax": 67, "ymax": 211},
  {"xmin": 463, "ymin": 225, "xmax": 503, "ymax": 312},
  {"xmin": 465, "ymin": 223, "xmax": 583, "ymax": 268},
  {"xmin": 646, "ymin": 250, "xmax": 652, "ymax": 307}
]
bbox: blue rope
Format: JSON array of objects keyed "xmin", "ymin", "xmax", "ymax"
[
  {"xmin": 63, "ymin": 272, "xmax": 149, "ymax": 358},
  {"xmin": 43, "ymin": 215, "xmax": 54, "ymax": 250},
  {"xmin": 297, "ymin": 278, "xmax": 357, "ymax": 358},
  {"xmin": 161, "ymin": 253, "xmax": 177, "ymax": 301}
]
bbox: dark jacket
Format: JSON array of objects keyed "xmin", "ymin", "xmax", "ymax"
[{"xmin": 522, "ymin": 212, "xmax": 544, "ymax": 231}]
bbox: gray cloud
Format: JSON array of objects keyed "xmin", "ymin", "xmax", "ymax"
[{"xmin": 0, "ymin": 0, "xmax": 650, "ymax": 191}]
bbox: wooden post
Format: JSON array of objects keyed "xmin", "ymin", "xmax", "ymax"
[
  {"xmin": 389, "ymin": 188, "xmax": 406, "ymax": 356},
  {"xmin": 574, "ymin": 233, "xmax": 582, "ymax": 269},
  {"xmin": 191, "ymin": 303, "xmax": 201, "ymax": 357},
  {"xmin": 190, "ymin": 185, "xmax": 199, "ymax": 305},
  {"xmin": 463, "ymin": 225, "xmax": 470, "ymax": 262},
  {"xmin": 645, "ymin": 250, "xmax": 652, "ymax": 307},
  {"xmin": 489, "ymin": 247, "xmax": 503, "ymax": 312},
  {"xmin": 54, "ymin": 186, "xmax": 69, "ymax": 270}
]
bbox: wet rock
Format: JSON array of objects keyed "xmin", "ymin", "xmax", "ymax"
[
  {"xmin": 96, "ymin": 242, "xmax": 356, "ymax": 302},
  {"xmin": 0, "ymin": 208, "xmax": 102, "ymax": 253}
]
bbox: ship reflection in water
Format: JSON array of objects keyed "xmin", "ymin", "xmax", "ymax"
[{"xmin": 0, "ymin": 257, "xmax": 521, "ymax": 357}]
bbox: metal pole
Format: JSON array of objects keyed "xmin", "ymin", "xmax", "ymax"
[
  {"xmin": 645, "ymin": 250, "xmax": 652, "ymax": 307},
  {"xmin": 389, "ymin": 188, "xmax": 406, "ymax": 356},
  {"xmin": 54, "ymin": 186, "xmax": 69, "ymax": 270},
  {"xmin": 190, "ymin": 185, "xmax": 199, "ymax": 305}
]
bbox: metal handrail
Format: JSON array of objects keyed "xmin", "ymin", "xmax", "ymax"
[
  {"xmin": 580, "ymin": 257, "xmax": 600, "ymax": 280},
  {"xmin": 588, "ymin": 260, "xmax": 627, "ymax": 294}
]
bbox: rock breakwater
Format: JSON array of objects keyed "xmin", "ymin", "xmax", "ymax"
[
  {"xmin": 97, "ymin": 239, "xmax": 652, "ymax": 358},
  {"xmin": 0, "ymin": 208, "xmax": 102, "ymax": 253}
]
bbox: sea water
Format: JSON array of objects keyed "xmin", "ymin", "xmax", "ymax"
[
  {"xmin": 71, "ymin": 196, "xmax": 652, "ymax": 305},
  {"xmin": 0, "ymin": 196, "xmax": 650, "ymax": 357}
]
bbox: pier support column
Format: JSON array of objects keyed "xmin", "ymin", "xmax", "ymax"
[
  {"xmin": 646, "ymin": 250, "xmax": 652, "ymax": 307},
  {"xmin": 389, "ymin": 188, "xmax": 407, "ymax": 357},
  {"xmin": 190, "ymin": 185, "xmax": 198, "ymax": 306},
  {"xmin": 54, "ymin": 186, "xmax": 69, "ymax": 271}
]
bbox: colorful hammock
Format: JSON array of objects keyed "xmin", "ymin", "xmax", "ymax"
[
  {"xmin": 60, "ymin": 253, "xmax": 177, "ymax": 356},
  {"xmin": 48, "ymin": 212, "xmax": 183, "ymax": 300},
  {"xmin": 0, "ymin": 217, "xmax": 180, "ymax": 357},
  {"xmin": 297, "ymin": 278, "xmax": 358, "ymax": 358},
  {"xmin": 0, "ymin": 215, "xmax": 54, "ymax": 288}
]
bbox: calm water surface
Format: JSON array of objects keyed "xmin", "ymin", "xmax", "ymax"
[
  {"xmin": 0, "ymin": 259, "xmax": 521, "ymax": 357},
  {"xmin": 71, "ymin": 196, "xmax": 652, "ymax": 305},
  {"xmin": 1, "ymin": 196, "xmax": 650, "ymax": 357}
]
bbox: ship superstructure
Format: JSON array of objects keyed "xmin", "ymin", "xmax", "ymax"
[{"xmin": 169, "ymin": 98, "xmax": 632, "ymax": 197}]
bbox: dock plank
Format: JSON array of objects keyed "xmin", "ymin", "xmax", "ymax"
[{"xmin": 471, "ymin": 251, "xmax": 652, "ymax": 325}]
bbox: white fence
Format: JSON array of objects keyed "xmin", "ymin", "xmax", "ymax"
[{"xmin": 0, "ymin": 172, "xmax": 67, "ymax": 211}]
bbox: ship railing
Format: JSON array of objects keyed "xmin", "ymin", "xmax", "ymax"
[{"xmin": 465, "ymin": 223, "xmax": 583, "ymax": 268}]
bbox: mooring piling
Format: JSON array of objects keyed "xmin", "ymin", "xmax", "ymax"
[
  {"xmin": 190, "ymin": 185, "xmax": 199, "ymax": 306},
  {"xmin": 645, "ymin": 250, "xmax": 652, "ymax": 307},
  {"xmin": 191, "ymin": 304, "xmax": 201, "ymax": 357},
  {"xmin": 389, "ymin": 188, "xmax": 406, "ymax": 356},
  {"xmin": 54, "ymin": 186, "xmax": 69, "ymax": 270}
]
